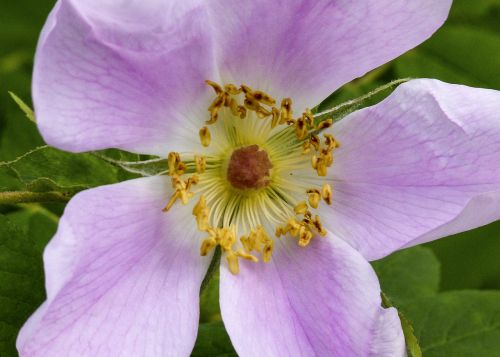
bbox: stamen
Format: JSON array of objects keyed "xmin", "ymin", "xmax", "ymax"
[
  {"xmin": 162, "ymin": 191, "xmax": 180, "ymax": 212},
  {"xmin": 317, "ymin": 118, "xmax": 333, "ymax": 130},
  {"xmin": 280, "ymin": 98, "xmax": 293, "ymax": 124},
  {"xmin": 168, "ymin": 152, "xmax": 185, "ymax": 176},
  {"xmin": 298, "ymin": 226, "xmax": 313, "ymax": 247},
  {"xmin": 163, "ymin": 80, "xmax": 342, "ymax": 273},
  {"xmin": 307, "ymin": 189, "xmax": 321, "ymax": 209},
  {"xmin": 193, "ymin": 195, "xmax": 210, "ymax": 231},
  {"xmin": 322, "ymin": 183, "xmax": 333, "ymax": 205},
  {"xmin": 293, "ymin": 201, "xmax": 309, "ymax": 215},
  {"xmin": 295, "ymin": 118, "xmax": 308, "ymax": 140},
  {"xmin": 324, "ymin": 134, "xmax": 340, "ymax": 150},
  {"xmin": 195, "ymin": 155, "xmax": 206, "ymax": 174},
  {"xmin": 199, "ymin": 126, "xmax": 211, "ymax": 147}
]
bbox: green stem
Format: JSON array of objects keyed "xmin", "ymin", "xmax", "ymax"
[
  {"xmin": 0, "ymin": 191, "xmax": 71, "ymax": 204},
  {"xmin": 200, "ymin": 246, "xmax": 221, "ymax": 295},
  {"xmin": 314, "ymin": 78, "xmax": 413, "ymax": 121}
]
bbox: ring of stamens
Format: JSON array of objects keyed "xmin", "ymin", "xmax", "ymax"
[{"xmin": 163, "ymin": 80, "xmax": 340, "ymax": 274}]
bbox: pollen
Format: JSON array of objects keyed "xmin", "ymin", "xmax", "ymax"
[{"xmin": 162, "ymin": 80, "xmax": 341, "ymax": 274}]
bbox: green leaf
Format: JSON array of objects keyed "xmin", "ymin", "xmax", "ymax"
[
  {"xmin": 394, "ymin": 25, "xmax": 500, "ymax": 89},
  {"xmin": 8, "ymin": 92, "xmax": 35, "ymax": 123},
  {"xmin": 402, "ymin": 291, "xmax": 500, "ymax": 357},
  {"xmin": 0, "ymin": 146, "xmax": 138, "ymax": 196},
  {"xmin": 448, "ymin": 0, "xmax": 500, "ymax": 33},
  {"xmin": 0, "ymin": 214, "xmax": 46, "ymax": 356},
  {"xmin": 191, "ymin": 322, "xmax": 237, "ymax": 357},
  {"xmin": 0, "ymin": 75, "xmax": 45, "ymax": 162},
  {"xmin": 381, "ymin": 293, "xmax": 422, "ymax": 357},
  {"xmin": 372, "ymin": 246, "xmax": 440, "ymax": 306},
  {"xmin": 5, "ymin": 204, "xmax": 58, "ymax": 251},
  {"xmin": 426, "ymin": 220, "xmax": 500, "ymax": 291}
]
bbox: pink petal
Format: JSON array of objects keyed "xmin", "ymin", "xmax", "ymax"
[
  {"xmin": 17, "ymin": 177, "xmax": 211, "ymax": 356},
  {"xmin": 220, "ymin": 234, "xmax": 404, "ymax": 356},
  {"xmin": 207, "ymin": 0, "xmax": 451, "ymax": 110},
  {"xmin": 34, "ymin": 0, "xmax": 216, "ymax": 155},
  {"xmin": 326, "ymin": 79, "xmax": 500, "ymax": 260}
]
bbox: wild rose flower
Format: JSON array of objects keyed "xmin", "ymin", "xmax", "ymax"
[{"xmin": 17, "ymin": 0, "xmax": 500, "ymax": 356}]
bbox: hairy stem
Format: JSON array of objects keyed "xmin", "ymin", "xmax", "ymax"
[
  {"xmin": 314, "ymin": 78, "xmax": 413, "ymax": 121},
  {"xmin": 0, "ymin": 191, "xmax": 71, "ymax": 204}
]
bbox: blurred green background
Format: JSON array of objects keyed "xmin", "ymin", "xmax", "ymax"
[{"xmin": 1, "ymin": 0, "xmax": 500, "ymax": 356}]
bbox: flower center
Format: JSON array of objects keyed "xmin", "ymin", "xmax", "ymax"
[
  {"xmin": 162, "ymin": 80, "xmax": 340, "ymax": 274},
  {"xmin": 227, "ymin": 145, "xmax": 273, "ymax": 190}
]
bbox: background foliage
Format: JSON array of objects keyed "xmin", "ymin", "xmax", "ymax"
[{"xmin": 0, "ymin": 0, "xmax": 499, "ymax": 356}]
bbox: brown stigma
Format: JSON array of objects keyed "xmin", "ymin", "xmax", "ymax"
[{"xmin": 227, "ymin": 145, "xmax": 272, "ymax": 190}]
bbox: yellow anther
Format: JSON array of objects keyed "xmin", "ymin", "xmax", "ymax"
[
  {"xmin": 167, "ymin": 152, "xmax": 177, "ymax": 173},
  {"xmin": 312, "ymin": 215, "xmax": 327, "ymax": 237},
  {"xmin": 207, "ymin": 95, "xmax": 224, "ymax": 124},
  {"xmin": 294, "ymin": 201, "xmax": 309, "ymax": 215},
  {"xmin": 311, "ymin": 155, "xmax": 319, "ymax": 169},
  {"xmin": 302, "ymin": 140, "xmax": 312, "ymax": 154},
  {"xmin": 240, "ymin": 84, "xmax": 253, "ymax": 95},
  {"xmin": 324, "ymin": 134, "xmax": 340, "ymax": 150},
  {"xmin": 219, "ymin": 228, "xmax": 236, "ymax": 251},
  {"xmin": 206, "ymin": 80, "xmax": 224, "ymax": 94},
  {"xmin": 171, "ymin": 175, "xmax": 185, "ymax": 190},
  {"xmin": 199, "ymin": 126, "xmax": 211, "ymax": 147},
  {"xmin": 321, "ymin": 149, "xmax": 334, "ymax": 167},
  {"xmin": 240, "ymin": 226, "xmax": 273, "ymax": 263},
  {"xmin": 312, "ymin": 155, "xmax": 328, "ymax": 176},
  {"xmin": 240, "ymin": 235, "xmax": 252, "ymax": 253},
  {"xmin": 280, "ymin": 98, "xmax": 293, "ymax": 124},
  {"xmin": 262, "ymin": 240, "xmax": 273, "ymax": 263},
  {"xmin": 322, "ymin": 183, "xmax": 333, "ymax": 205},
  {"xmin": 303, "ymin": 109, "xmax": 314, "ymax": 127},
  {"xmin": 295, "ymin": 118, "xmax": 308, "ymax": 140},
  {"xmin": 307, "ymin": 189, "xmax": 321, "ymax": 209},
  {"xmin": 241, "ymin": 229, "xmax": 259, "ymax": 252},
  {"xmin": 186, "ymin": 175, "xmax": 199, "ymax": 190},
  {"xmin": 298, "ymin": 226, "xmax": 314, "ymax": 247},
  {"xmin": 317, "ymin": 118, "xmax": 333, "ymax": 130},
  {"xmin": 167, "ymin": 152, "xmax": 184, "ymax": 176},
  {"xmin": 195, "ymin": 155, "xmax": 206, "ymax": 174},
  {"xmin": 179, "ymin": 189, "xmax": 194, "ymax": 205},
  {"xmin": 177, "ymin": 162, "xmax": 187, "ymax": 174},
  {"xmin": 310, "ymin": 134, "xmax": 320, "ymax": 151},
  {"xmin": 275, "ymin": 225, "xmax": 286, "ymax": 237},
  {"xmin": 271, "ymin": 107, "xmax": 280, "ymax": 128},
  {"xmin": 226, "ymin": 251, "xmax": 240, "ymax": 275},
  {"xmin": 256, "ymin": 106, "xmax": 272, "ymax": 119},
  {"xmin": 162, "ymin": 191, "xmax": 180, "ymax": 212},
  {"xmin": 237, "ymin": 105, "xmax": 247, "ymax": 119},
  {"xmin": 235, "ymin": 250, "xmax": 259, "ymax": 263},
  {"xmin": 316, "ymin": 158, "xmax": 328, "ymax": 176},
  {"xmin": 200, "ymin": 237, "xmax": 217, "ymax": 256},
  {"xmin": 228, "ymin": 97, "xmax": 239, "ymax": 116},
  {"xmin": 193, "ymin": 195, "xmax": 210, "ymax": 231},
  {"xmin": 224, "ymin": 84, "xmax": 241, "ymax": 95},
  {"xmin": 252, "ymin": 90, "xmax": 276, "ymax": 106},
  {"xmin": 287, "ymin": 217, "xmax": 302, "ymax": 237},
  {"xmin": 227, "ymin": 96, "xmax": 247, "ymax": 119},
  {"xmin": 244, "ymin": 97, "xmax": 260, "ymax": 111}
]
